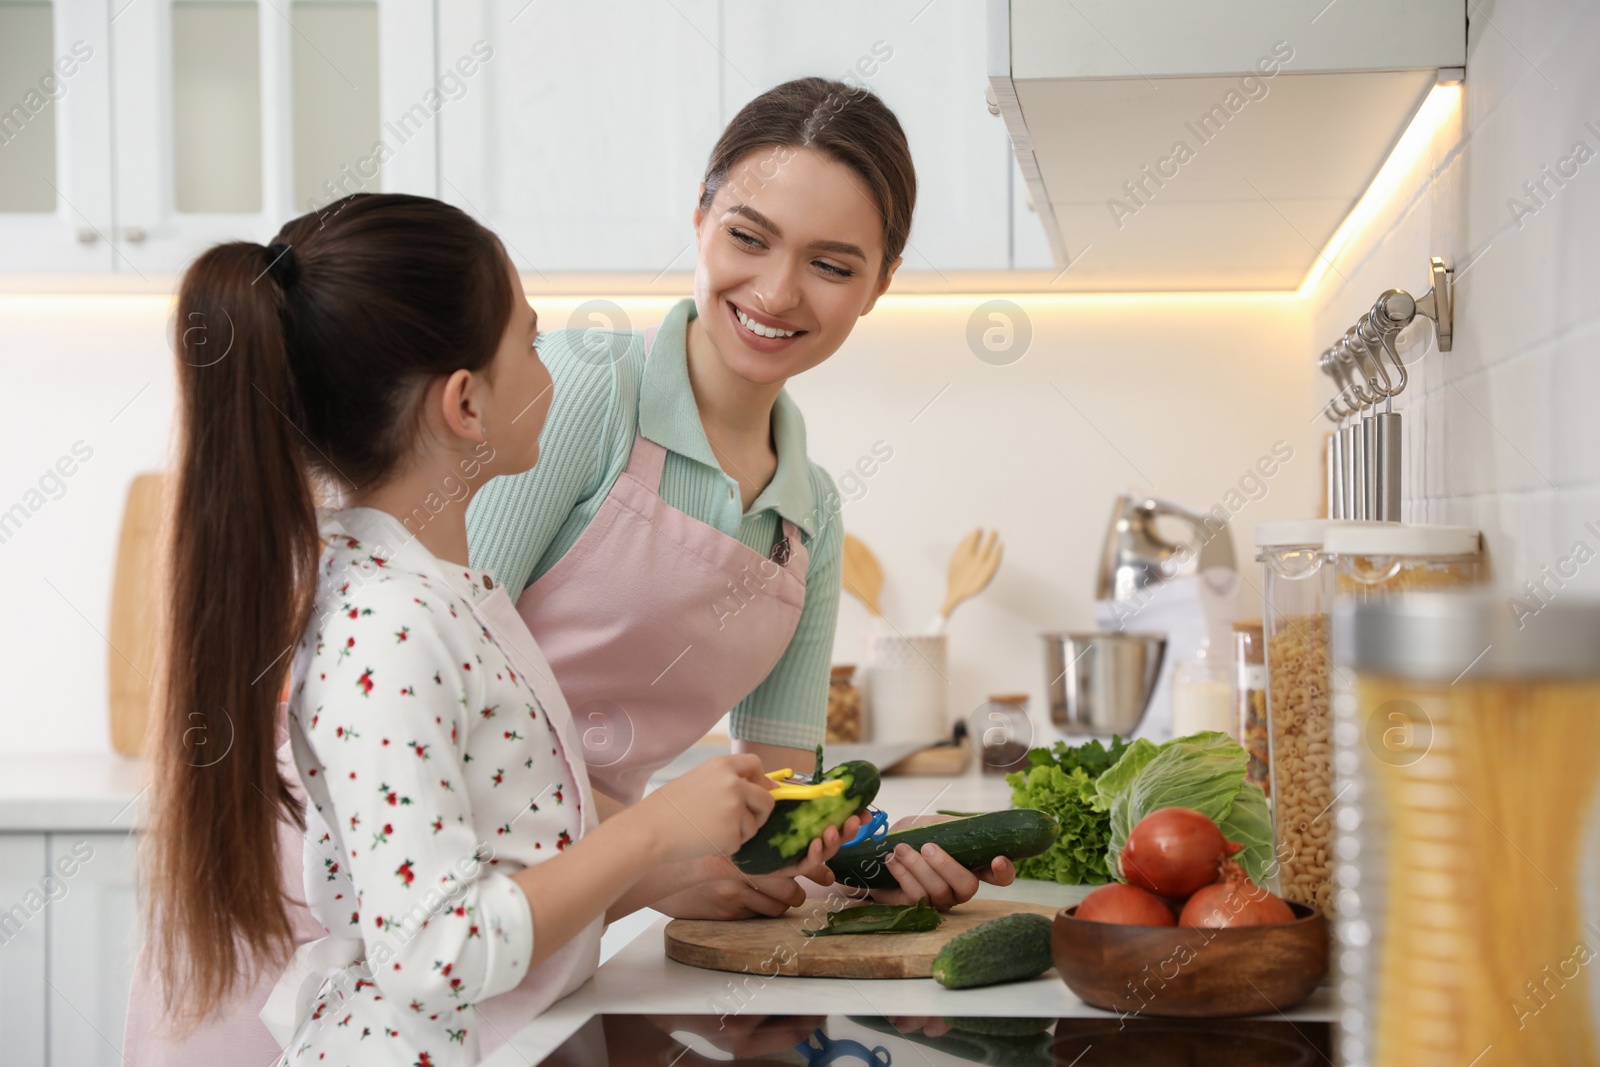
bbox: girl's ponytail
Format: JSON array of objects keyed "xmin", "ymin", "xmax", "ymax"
[
  {"xmin": 144, "ymin": 193, "xmax": 513, "ymax": 1030},
  {"xmin": 147, "ymin": 241, "xmax": 321, "ymax": 1027}
]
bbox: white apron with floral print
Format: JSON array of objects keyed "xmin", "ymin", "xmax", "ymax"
[{"xmin": 265, "ymin": 506, "xmax": 601, "ymax": 1066}]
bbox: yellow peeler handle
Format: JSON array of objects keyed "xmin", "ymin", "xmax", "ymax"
[{"xmin": 763, "ymin": 768, "xmax": 846, "ymax": 801}]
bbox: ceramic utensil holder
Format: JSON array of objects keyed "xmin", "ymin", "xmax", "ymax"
[{"xmin": 862, "ymin": 633, "xmax": 948, "ymax": 744}]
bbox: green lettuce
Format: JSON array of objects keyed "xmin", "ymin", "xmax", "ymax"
[
  {"xmin": 1006, "ymin": 736, "xmax": 1132, "ymax": 885},
  {"xmin": 1099, "ymin": 731, "xmax": 1275, "ymax": 884}
]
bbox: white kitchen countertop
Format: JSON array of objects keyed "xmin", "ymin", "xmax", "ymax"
[
  {"xmin": 0, "ymin": 751, "xmax": 145, "ymax": 832},
  {"xmin": 482, "ymin": 769, "xmax": 1337, "ymax": 1067},
  {"xmin": 2, "ymin": 752, "xmax": 1336, "ymax": 1062}
]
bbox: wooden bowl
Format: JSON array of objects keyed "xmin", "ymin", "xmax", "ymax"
[{"xmin": 1052, "ymin": 901, "xmax": 1328, "ymax": 1018}]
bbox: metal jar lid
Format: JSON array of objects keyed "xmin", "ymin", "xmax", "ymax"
[{"xmin": 1333, "ymin": 592, "xmax": 1600, "ymax": 680}]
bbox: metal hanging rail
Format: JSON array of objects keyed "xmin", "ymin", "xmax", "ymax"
[{"xmin": 1317, "ymin": 257, "xmax": 1454, "ymax": 522}]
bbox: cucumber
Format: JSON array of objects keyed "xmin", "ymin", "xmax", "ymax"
[
  {"xmin": 731, "ymin": 760, "xmax": 880, "ymax": 874},
  {"xmin": 931, "ymin": 912, "xmax": 1055, "ymax": 989},
  {"xmin": 826, "ymin": 808, "xmax": 1059, "ymax": 890}
]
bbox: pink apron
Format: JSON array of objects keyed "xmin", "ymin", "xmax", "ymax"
[
  {"xmin": 124, "ymin": 328, "xmax": 812, "ymax": 1062},
  {"xmin": 520, "ymin": 437, "xmax": 809, "ymax": 803}
]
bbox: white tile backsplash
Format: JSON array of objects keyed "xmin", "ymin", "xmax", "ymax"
[{"xmin": 1310, "ymin": 0, "xmax": 1600, "ymax": 595}]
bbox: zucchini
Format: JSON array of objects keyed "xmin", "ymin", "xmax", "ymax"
[
  {"xmin": 731, "ymin": 760, "xmax": 880, "ymax": 874},
  {"xmin": 931, "ymin": 912, "xmax": 1055, "ymax": 989},
  {"xmin": 826, "ymin": 808, "xmax": 1059, "ymax": 890}
]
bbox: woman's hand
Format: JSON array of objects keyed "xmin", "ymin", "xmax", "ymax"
[
  {"xmin": 868, "ymin": 815, "xmax": 1016, "ymax": 910},
  {"xmin": 637, "ymin": 754, "xmax": 775, "ymax": 865}
]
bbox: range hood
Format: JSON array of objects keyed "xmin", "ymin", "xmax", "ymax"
[{"xmin": 987, "ymin": 0, "xmax": 1465, "ymax": 292}]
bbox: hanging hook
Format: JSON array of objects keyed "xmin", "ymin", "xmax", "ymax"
[
  {"xmin": 1366, "ymin": 289, "xmax": 1416, "ymax": 398},
  {"xmin": 1333, "ymin": 336, "xmax": 1377, "ymax": 409},
  {"xmin": 1318, "ymin": 349, "xmax": 1355, "ymax": 419}
]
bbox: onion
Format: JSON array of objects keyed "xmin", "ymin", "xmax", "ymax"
[
  {"xmin": 1119, "ymin": 807, "xmax": 1242, "ymax": 899},
  {"xmin": 1075, "ymin": 883, "xmax": 1176, "ymax": 926},
  {"xmin": 1179, "ymin": 862, "xmax": 1295, "ymax": 928}
]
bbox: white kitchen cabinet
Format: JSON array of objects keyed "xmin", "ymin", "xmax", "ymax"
[
  {"xmin": 437, "ymin": 0, "xmax": 724, "ymax": 274},
  {"xmin": 0, "ymin": 834, "xmax": 49, "ymax": 1067},
  {"xmin": 437, "ymin": 0, "xmax": 1015, "ymax": 274},
  {"xmin": 46, "ymin": 831, "xmax": 140, "ymax": 1067},
  {"xmin": 0, "ymin": 0, "xmax": 421, "ymax": 275},
  {"xmin": 0, "ymin": 1, "xmax": 115, "ymax": 271},
  {"xmin": 3, "ymin": 1, "xmax": 1026, "ymax": 275},
  {"xmin": 111, "ymin": 0, "xmax": 418, "ymax": 275}
]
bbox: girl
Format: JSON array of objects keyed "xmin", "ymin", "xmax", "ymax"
[
  {"xmin": 141, "ymin": 193, "xmax": 789, "ymax": 1065},
  {"xmin": 468, "ymin": 77, "xmax": 1015, "ymax": 914}
]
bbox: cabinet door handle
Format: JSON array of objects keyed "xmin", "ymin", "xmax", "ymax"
[
  {"xmin": 77, "ymin": 228, "xmax": 99, "ymax": 245},
  {"xmin": 123, "ymin": 227, "xmax": 147, "ymax": 245}
]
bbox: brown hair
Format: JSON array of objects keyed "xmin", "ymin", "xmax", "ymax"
[
  {"xmin": 147, "ymin": 193, "xmax": 512, "ymax": 1028},
  {"xmin": 699, "ymin": 76, "xmax": 917, "ymax": 276}
]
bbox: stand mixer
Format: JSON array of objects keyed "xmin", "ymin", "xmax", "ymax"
[{"xmin": 1093, "ymin": 494, "xmax": 1240, "ymax": 741}]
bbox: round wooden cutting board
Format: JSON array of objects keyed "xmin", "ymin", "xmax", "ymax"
[{"xmin": 664, "ymin": 897, "xmax": 1060, "ymax": 980}]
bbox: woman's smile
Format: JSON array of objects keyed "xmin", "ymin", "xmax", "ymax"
[{"xmin": 726, "ymin": 299, "xmax": 808, "ymax": 352}]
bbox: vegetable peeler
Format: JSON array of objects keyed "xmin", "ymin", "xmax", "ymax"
[
  {"xmin": 764, "ymin": 768, "xmax": 847, "ymax": 801},
  {"xmin": 841, "ymin": 807, "xmax": 888, "ymax": 848}
]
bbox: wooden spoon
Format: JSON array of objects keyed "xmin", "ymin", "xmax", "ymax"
[
  {"xmin": 931, "ymin": 528, "xmax": 1003, "ymax": 633},
  {"xmin": 841, "ymin": 533, "xmax": 885, "ymax": 617}
]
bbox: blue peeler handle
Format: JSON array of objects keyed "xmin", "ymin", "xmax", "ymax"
[
  {"xmin": 794, "ymin": 1028, "xmax": 892, "ymax": 1066},
  {"xmin": 841, "ymin": 808, "xmax": 888, "ymax": 849}
]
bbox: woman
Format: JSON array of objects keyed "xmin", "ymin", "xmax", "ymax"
[
  {"xmin": 468, "ymin": 77, "xmax": 1015, "ymax": 915},
  {"xmin": 126, "ymin": 195, "xmax": 851, "ymax": 1065}
]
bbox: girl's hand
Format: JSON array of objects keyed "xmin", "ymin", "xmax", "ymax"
[
  {"xmin": 639, "ymin": 754, "xmax": 776, "ymax": 864},
  {"xmin": 652, "ymin": 812, "xmax": 864, "ymax": 919},
  {"xmin": 770, "ymin": 812, "xmax": 862, "ymax": 884},
  {"xmin": 867, "ymin": 815, "xmax": 1017, "ymax": 910},
  {"xmin": 653, "ymin": 871, "xmax": 810, "ymax": 919}
]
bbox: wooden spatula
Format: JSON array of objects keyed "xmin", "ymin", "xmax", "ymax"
[
  {"xmin": 841, "ymin": 533, "xmax": 885, "ymax": 617},
  {"xmin": 930, "ymin": 528, "xmax": 1003, "ymax": 633}
]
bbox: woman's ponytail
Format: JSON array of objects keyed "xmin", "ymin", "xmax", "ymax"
[
  {"xmin": 144, "ymin": 193, "xmax": 513, "ymax": 1030},
  {"xmin": 147, "ymin": 241, "xmax": 320, "ymax": 1027}
]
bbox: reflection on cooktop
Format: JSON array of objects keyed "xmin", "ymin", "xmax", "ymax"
[{"xmin": 535, "ymin": 1013, "xmax": 1335, "ymax": 1065}]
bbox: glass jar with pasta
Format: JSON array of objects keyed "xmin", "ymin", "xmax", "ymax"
[
  {"xmin": 1258, "ymin": 522, "xmax": 1483, "ymax": 921},
  {"xmin": 1331, "ymin": 594, "xmax": 1600, "ymax": 1067},
  {"xmin": 1256, "ymin": 521, "xmax": 1338, "ymax": 917}
]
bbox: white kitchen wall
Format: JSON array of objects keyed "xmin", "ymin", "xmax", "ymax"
[
  {"xmin": 0, "ymin": 287, "xmax": 1317, "ymax": 754},
  {"xmin": 1307, "ymin": 0, "xmax": 1600, "ymax": 601}
]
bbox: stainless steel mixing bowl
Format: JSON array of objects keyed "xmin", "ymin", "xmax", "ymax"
[{"xmin": 1042, "ymin": 631, "xmax": 1168, "ymax": 737}]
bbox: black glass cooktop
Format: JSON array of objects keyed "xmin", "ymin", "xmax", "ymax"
[{"xmin": 534, "ymin": 1013, "xmax": 1334, "ymax": 1065}]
